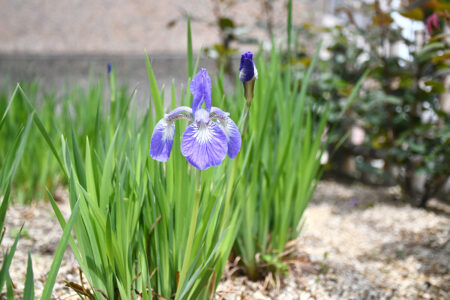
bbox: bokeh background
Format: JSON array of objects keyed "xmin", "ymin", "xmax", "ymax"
[{"xmin": 1, "ymin": 0, "xmax": 363, "ymax": 100}]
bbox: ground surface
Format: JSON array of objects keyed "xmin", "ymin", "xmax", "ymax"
[{"xmin": 2, "ymin": 181, "xmax": 449, "ymax": 299}]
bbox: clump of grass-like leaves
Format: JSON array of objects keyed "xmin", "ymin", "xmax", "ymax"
[
  {"xmin": 1, "ymin": 85, "xmax": 112, "ymax": 299},
  {"xmin": 229, "ymin": 44, "xmax": 330, "ymax": 280},
  {"xmin": 0, "ymin": 87, "xmax": 34, "ymax": 299},
  {"xmin": 226, "ymin": 0, "xmax": 358, "ymax": 279},
  {"xmin": 1, "ymin": 13, "xmax": 348, "ymax": 297},
  {"xmin": 0, "ymin": 86, "xmax": 32, "ymax": 198},
  {"xmin": 23, "ymin": 20, "xmax": 242, "ymax": 299},
  {"xmin": 0, "ymin": 79, "xmax": 130, "ymax": 204}
]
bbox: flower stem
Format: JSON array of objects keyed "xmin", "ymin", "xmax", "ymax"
[
  {"xmin": 240, "ymin": 101, "xmax": 252, "ymax": 140},
  {"xmin": 221, "ymin": 96, "xmax": 252, "ymax": 238},
  {"xmin": 176, "ymin": 170, "xmax": 202, "ymax": 299}
]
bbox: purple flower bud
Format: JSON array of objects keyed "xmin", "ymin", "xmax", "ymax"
[
  {"xmin": 107, "ymin": 63, "xmax": 112, "ymax": 74},
  {"xmin": 239, "ymin": 51, "xmax": 257, "ymax": 82}
]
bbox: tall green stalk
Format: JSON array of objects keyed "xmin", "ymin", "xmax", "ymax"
[{"xmin": 175, "ymin": 170, "xmax": 201, "ymax": 300}]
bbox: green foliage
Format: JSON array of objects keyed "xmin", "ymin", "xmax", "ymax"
[
  {"xmin": 227, "ymin": 44, "xmax": 332, "ymax": 279},
  {"xmin": 1, "ymin": 14, "xmax": 336, "ymax": 297},
  {"xmin": 0, "ymin": 83, "xmax": 60, "ymax": 203},
  {"xmin": 1, "ymin": 12, "xmax": 335, "ymax": 298},
  {"xmin": 41, "ymin": 200, "xmax": 79, "ymax": 300},
  {"xmin": 0, "ymin": 226, "xmax": 22, "ymax": 293},
  {"xmin": 50, "ymin": 76, "xmax": 233, "ymax": 299},
  {"xmin": 215, "ymin": 0, "xmax": 332, "ymax": 279},
  {"xmin": 302, "ymin": 2, "xmax": 449, "ymax": 206},
  {"xmin": 23, "ymin": 253, "xmax": 34, "ymax": 300},
  {"xmin": 0, "ymin": 81, "xmax": 122, "ymax": 203},
  {"xmin": 0, "ymin": 88, "xmax": 34, "ymax": 298},
  {"xmin": 24, "ymin": 39, "xmax": 241, "ymax": 298}
]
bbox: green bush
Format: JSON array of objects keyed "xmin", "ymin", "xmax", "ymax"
[{"xmin": 301, "ymin": 1, "xmax": 449, "ymax": 206}]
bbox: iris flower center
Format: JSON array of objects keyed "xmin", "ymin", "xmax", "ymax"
[{"xmin": 195, "ymin": 123, "xmax": 213, "ymax": 144}]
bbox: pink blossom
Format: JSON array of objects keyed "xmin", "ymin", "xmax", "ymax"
[{"xmin": 426, "ymin": 13, "xmax": 440, "ymax": 35}]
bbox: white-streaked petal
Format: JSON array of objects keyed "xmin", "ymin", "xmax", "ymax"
[
  {"xmin": 150, "ymin": 118, "xmax": 175, "ymax": 162},
  {"xmin": 217, "ymin": 118, "xmax": 241, "ymax": 158},
  {"xmin": 211, "ymin": 107, "xmax": 241, "ymax": 158},
  {"xmin": 181, "ymin": 122, "xmax": 227, "ymax": 170}
]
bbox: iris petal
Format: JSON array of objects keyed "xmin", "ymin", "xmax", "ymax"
[
  {"xmin": 166, "ymin": 106, "xmax": 192, "ymax": 119},
  {"xmin": 181, "ymin": 121, "xmax": 227, "ymax": 170},
  {"xmin": 222, "ymin": 118, "xmax": 241, "ymax": 158},
  {"xmin": 190, "ymin": 69, "xmax": 212, "ymax": 115},
  {"xmin": 210, "ymin": 107, "xmax": 229, "ymax": 117},
  {"xmin": 211, "ymin": 107, "xmax": 241, "ymax": 158},
  {"xmin": 150, "ymin": 118, "xmax": 175, "ymax": 162}
]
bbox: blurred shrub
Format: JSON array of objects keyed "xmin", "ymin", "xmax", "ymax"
[{"xmin": 297, "ymin": 1, "xmax": 449, "ymax": 206}]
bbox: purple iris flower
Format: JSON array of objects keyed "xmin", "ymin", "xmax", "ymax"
[
  {"xmin": 150, "ymin": 69, "xmax": 241, "ymax": 170},
  {"xmin": 239, "ymin": 51, "xmax": 258, "ymax": 82}
]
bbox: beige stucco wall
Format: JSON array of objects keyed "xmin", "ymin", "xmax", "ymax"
[{"xmin": 0, "ymin": 0, "xmax": 328, "ymax": 54}]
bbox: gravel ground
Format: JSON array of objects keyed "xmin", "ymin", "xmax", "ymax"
[{"xmin": 2, "ymin": 181, "xmax": 449, "ymax": 299}]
